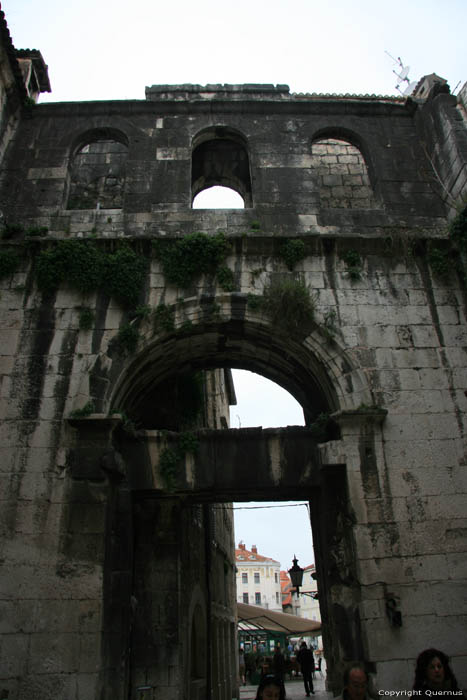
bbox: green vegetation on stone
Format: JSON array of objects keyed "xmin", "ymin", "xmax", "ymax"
[
  {"xmin": 153, "ymin": 232, "xmax": 230, "ymax": 289},
  {"xmin": 35, "ymin": 240, "xmax": 147, "ymax": 307},
  {"xmin": 158, "ymin": 431, "xmax": 199, "ymax": 491},
  {"xmin": 69, "ymin": 400, "xmax": 95, "ymax": 418},
  {"xmin": 341, "ymin": 249, "xmax": 363, "ymax": 281},
  {"xmin": 248, "ymin": 277, "xmax": 316, "ymax": 336},
  {"xmin": 0, "ymin": 249, "xmax": 21, "ymax": 280},
  {"xmin": 279, "ymin": 239, "xmax": 306, "ymax": 270}
]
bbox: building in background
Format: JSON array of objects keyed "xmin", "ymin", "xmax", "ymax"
[
  {"xmin": 280, "ymin": 569, "xmax": 300, "ymax": 616},
  {"xmin": 235, "ymin": 543, "xmax": 282, "ymax": 611}
]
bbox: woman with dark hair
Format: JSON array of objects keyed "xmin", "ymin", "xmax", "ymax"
[
  {"xmin": 255, "ymin": 674, "xmax": 286, "ymax": 700},
  {"xmin": 413, "ymin": 648, "xmax": 464, "ymax": 697}
]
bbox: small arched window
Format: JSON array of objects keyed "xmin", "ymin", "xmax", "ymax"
[
  {"xmin": 67, "ymin": 129, "xmax": 129, "ymax": 210},
  {"xmin": 191, "ymin": 127, "xmax": 252, "ymax": 207},
  {"xmin": 312, "ymin": 136, "xmax": 377, "ymax": 209}
]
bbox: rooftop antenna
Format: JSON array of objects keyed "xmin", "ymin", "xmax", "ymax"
[{"xmin": 385, "ymin": 51, "xmax": 418, "ymax": 96}]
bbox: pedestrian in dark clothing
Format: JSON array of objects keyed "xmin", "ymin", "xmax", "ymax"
[
  {"xmin": 272, "ymin": 646, "xmax": 286, "ymax": 683},
  {"xmin": 297, "ymin": 641, "xmax": 315, "ymax": 696}
]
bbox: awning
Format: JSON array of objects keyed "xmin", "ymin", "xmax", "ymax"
[{"xmin": 237, "ymin": 603, "xmax": 321, "ymax": 637}]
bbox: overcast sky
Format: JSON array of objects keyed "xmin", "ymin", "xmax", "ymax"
[
  {"xmin": 3, "ymin": 0, "xmax": 466, "ymax": 103},
  {"xmin": 230, "ymin": 370, "xmax": 313, "ymax": 571},
  {"xmin": 3, "ymin": 0, "xmax": 465, "ymax": 569}
]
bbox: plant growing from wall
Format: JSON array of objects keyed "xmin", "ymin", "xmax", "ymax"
[
  {"xmin": 36, "ymin": 240, "xmax": 106, "ymax": 295},
  {"xmin": 103, "ymin": 245, "xmax": 147, "ymax": 308},
  {"xmin": 217, "ymin": 265, "xmax": 235, "ymax": 292},
  {"xmin": 78, "ymin": 307, "xmax": 95, "ymax": 331},
  {"xmin": 35, "ymin": 240, "xmax": 147, "ymax": 308},
  {"xmin": 309, "ymin": 413, "xmax": 331, "ymax": 442},
  {"xmin": 110, "ymin": 322, "xmax": 140, "ymax": 355},
  {"xmin": 153, "ymin": 232, "xmax": 231, "ymax": 289},
  {"xmin": 279, "ymin": 239, "xmax": 306, "ymax": 271},
  {"xmin": 131, "ymin": 305, "xmax": 152, "ymax": 320},
  {"xmin": 427, "ymin": 244, "xmax": 450, "ymax": 279},
  {"xmin": 158, "ymin": 431, "xmax": 199, "ymax": 491},
  {"xmin": 341, "ymin": 249, "xmax": 363, "ymax": 281},
  {"xmin": 69, "ymin": 400, "xmax": 95, "ymax": 418},
  {"xmin": 1, "ymin": 224, "xmax": 24, "ymax": 240},
  {"xmin": 0, "ymin": 249, "xmax": 21, "ymax": 280},
  {"xmin": 25, "ymin": 226, "xmax": 48, "ymax": 237},
  {"xmin": 153, "ymin": 304, "xmax": 175, "ymax": 333},
  {"xmin": 248, "ymin": 277, "xmax": 316, "ymax": 336}
]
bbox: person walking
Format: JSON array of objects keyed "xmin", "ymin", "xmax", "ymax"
[
  {"xmin": 272, "ymin": 645, "xmax": 286, "ymax": 684},
  {"xmin": 297, "ymin": 641, "xmax": 315, "ymax": 696}
]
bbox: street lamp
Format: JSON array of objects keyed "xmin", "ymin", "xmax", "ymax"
[
  {"xmin": 288, "ymin": 556, "xmax": 319, "ymax": 599},
  {"xmin": 288, "ymin": 555, "xmax": 304, "ymax": 593}
]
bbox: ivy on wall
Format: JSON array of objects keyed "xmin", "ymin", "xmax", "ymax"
[
  {"xmin": 35, "ymin": 240, "xmax": 147, "ymax": 308},
  {"xmin": 153, "ymin": 231, "xmax": 231, "ymax": 289},
  {"xmin": 158, "ymin": 431, "xmax": 199, "ymax": 491},
  {"xmin": 248, "ymin": 277, "xmax": 316, "ymax": 336},
  {"xmin": 0, "ymin": 249, "xmax": 21, "ymax": 280}
]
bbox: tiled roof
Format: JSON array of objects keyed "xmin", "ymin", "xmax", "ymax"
[
  {"xmin": 235, "ymin": 544, "xmax": 279, "ymax": 564},
  {"xmin": 0, "ymin": 7, "xmax": 27, "ymax": 101},
  {"xmin": 280, "ymin": 570, "xmax": 294, "ymax": 606}
]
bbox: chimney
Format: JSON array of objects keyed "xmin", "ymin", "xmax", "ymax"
[
  {"xmin": 239, "ymin": 543, "xmax": 246, "ymax": 550},
  {"xmin": 252, "ymin": 545, "xmax": 257, "ymax": 554}
]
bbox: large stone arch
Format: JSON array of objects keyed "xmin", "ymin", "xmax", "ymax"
[
  {"xmin": 106, "ymin": 294, "xmax": 372, "ymax": 422},
  {"xmin": 68, "ymin": 295, "xmax": 381, "ymax": 694}
]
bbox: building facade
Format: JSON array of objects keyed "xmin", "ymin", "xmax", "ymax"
[
  {"xmin": 236, "ymin": 543, "xmax": 282, "ymax": 611},
  {"xmin": 0, "ymin": 8, "xmax": 467, "ymax": 698}
]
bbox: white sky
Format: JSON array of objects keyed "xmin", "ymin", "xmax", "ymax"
[
  {"xmin": 3, "ymin": 0, "xmax": 465, "ymax": 569},
  {"xmin": 230, "ymin": 370, "xmax": 313, "ymax": 571},
  {"xmin": 3, "ymin": 0, "xmax": 466, "ymax": 102}
]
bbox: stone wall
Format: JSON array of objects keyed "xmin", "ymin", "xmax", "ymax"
[{"xmin": 0, "ymin": 80, "xmax": 466, "ymax": 698}]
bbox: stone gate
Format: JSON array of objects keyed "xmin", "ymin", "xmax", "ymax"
[{"xmin": 1, "ymin": 12, "xmax": 467, "ymax": 699}]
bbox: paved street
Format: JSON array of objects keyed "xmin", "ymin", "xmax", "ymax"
[{"xmin": 240, "ymin": 674, "xmax": 333, "ymax": 700}]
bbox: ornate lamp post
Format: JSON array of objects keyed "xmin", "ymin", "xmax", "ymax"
[
  {"xmin": 288, "ymin": 556, "xmax": 318, "ymax": 599},
  {"xmin": 288, "ymin": 555, "xmax": 304, "ymax": 594}
]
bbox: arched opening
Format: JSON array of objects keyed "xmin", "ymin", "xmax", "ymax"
[
  {"xmin": 67, "ymin": 129, "xmax": 129, "ymax": 210},
  {"xmin": 192, "ymin": 185, "xmax": 245, "ymax": 209},
  {"xmin": 232, "ymin": 371, "xmax": 324, "ymax": 676},
  {"xmin": 311, "ymin": 134, "xmax": 377, "ymax": 210},
  {"xmin": 191, "ymin": 127, "xmax": 253, "ymax": 207},
  {"xmin": 96, "ymin": 317, "xmax": 366, "ymax": 699}
]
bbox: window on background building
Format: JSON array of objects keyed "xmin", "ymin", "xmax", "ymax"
[
  {"xmin": 254, "ymin": 573, "xmax": 260, "ymax": 584},
  {"xmin": 274, "ymin": 572, "xmax": 278, "ymax": 583},
  {"xmin": 243, "ymin": 593, "xmax": 249, "ymax": 604},
  {"xmin": 242, "ymin": 573, "xmax": 248, "ymax": 584},
  {"xmin": 276, "ymin": 592, "xmax": 280, "ymax": 604},
  {"xmin": 255, "ymin": 592, "xmax": 261, "ymax": 605}
]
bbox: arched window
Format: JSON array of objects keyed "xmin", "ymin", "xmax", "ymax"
[
  {"xmin": 67, "ymin": 130, "xmax": 128, "ymax": 210},
  {"xmin": 191, "ymin": 127, "xmax": 252, "ymax": 207},
  {"xmin": 312, "ymin": 136, "xmax": 377, "ymax": 209}
]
